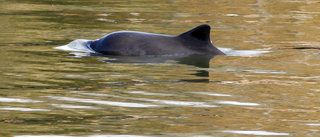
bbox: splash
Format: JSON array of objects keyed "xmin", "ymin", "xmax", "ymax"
[
  {"xmin": 54, "ymin": 39, "xmax": 95, "ymax": 53},
  {"xmin": 219, "ymin": 48, "xmax": 270, "ymax": 56}
]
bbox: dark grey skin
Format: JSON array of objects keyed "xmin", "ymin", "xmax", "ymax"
[{"xmin": 90, "ymin": 24, "xmax": 225, "ymax": 56}]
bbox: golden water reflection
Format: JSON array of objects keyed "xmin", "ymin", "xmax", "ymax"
[{"xmin": 0, "ymin": 0, "xmax": 320, "ymax": 136}]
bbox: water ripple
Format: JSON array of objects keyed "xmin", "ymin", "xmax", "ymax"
[
  {"xmin": 137, "ymin": 98, "xmax": 217, "ymax": 108},
  {"xmin": 88, "ymin": 135, "xmax": 151, "ymax": 137},
  {"xmin": 69, "ymin": 91, "xmax": 117, "ymax": 97},
  {"xmin": 304, "ymin": 123, "xmax": 320, "ymax": 126},
  {"xmin": 0, "ymin": 107, "xmax": 50, "ymax": 112},
  {"xmin": 126, "ymin": 91, "xmax": 175, "ymax": 96},
  {"xmin": 216, "ymin": 101, "xmax": 260, "ymax": 106},
  {"xmin": 44, "ymin": 96, "xmax": 158, "ymax": 108},
  {"xmin": 15, "ymin": 135, "xmax": 151, "ymax": 137},
  {"xmin": 51, "ymin": 104, "xmax": 97, "ymax": 109},
  {"xmin": 0, "ymin": 97, "xmax": 43, "ymax": 103},
  {"xmin": 222, "ymin": 130, "xmax": 289, "ymax": 136},
  {"xmin": 70, "ymin": 91, "xmax": 217, "ymax": 108},
  {"xmin": 15, "ymin": 135, "xmax": 74, "ymax": 137},
  {"xmin": 191, "ymin": 92, "xmax": 232, "ymax": 97}
]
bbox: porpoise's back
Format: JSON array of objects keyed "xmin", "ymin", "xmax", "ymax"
[{"xmin": 90, "ymin": 25, "xmax": 225, "ymax": 56}]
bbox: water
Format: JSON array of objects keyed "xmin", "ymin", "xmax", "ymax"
[{"xmin": 1, "ymin": 0, "xmax": 320, "ymax": 136}]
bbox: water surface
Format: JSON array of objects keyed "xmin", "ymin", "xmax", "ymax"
[{"xmin": 1, "ymin": 0, "xmax": 320, "ymax": 136}]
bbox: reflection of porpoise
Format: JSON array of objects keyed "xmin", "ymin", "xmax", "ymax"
[{"xmin": 90, "ymin": 24, "xmax": 225, "ymax": 56}]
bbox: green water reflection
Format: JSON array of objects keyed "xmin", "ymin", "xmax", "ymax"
[{"xmin": 1, "ymin": 0, "xmax": 320, "ymax": 136}]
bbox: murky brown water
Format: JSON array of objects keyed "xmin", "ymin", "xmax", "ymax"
[{"xmin": 1, "ymin": 0, "xmax": 320, "ymax": 136}]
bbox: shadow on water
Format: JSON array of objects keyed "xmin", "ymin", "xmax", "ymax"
[{"xmin": 93, "ymin": 53, "xmax": 216, "ymax": 82}]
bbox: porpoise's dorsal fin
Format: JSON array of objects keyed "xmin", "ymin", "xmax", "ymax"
[{"xmin": 178, "ymin": 24, "xmax": 211, "ymax": 41}]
